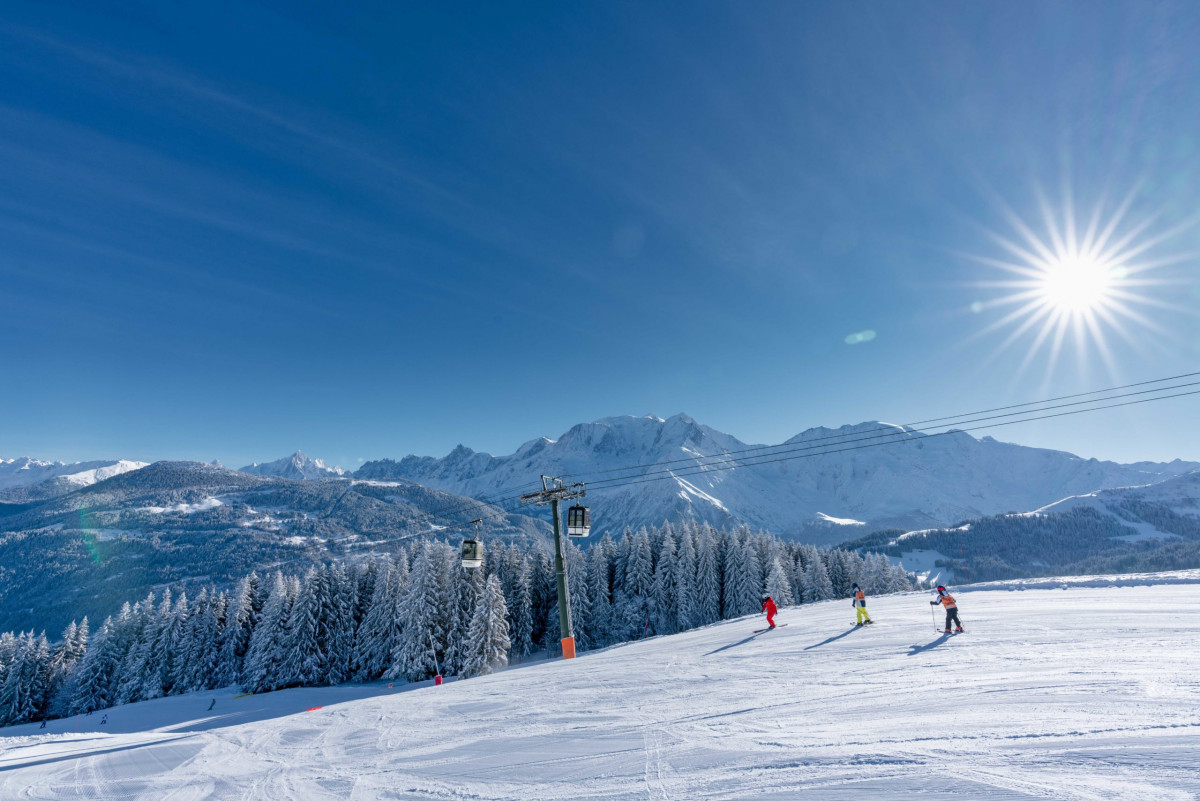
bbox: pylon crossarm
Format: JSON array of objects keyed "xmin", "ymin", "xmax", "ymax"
[{"xmin": 519, "ymin": 483, "xmax": 585, "ymax": 506}]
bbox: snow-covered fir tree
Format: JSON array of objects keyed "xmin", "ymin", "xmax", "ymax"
[
  {"xmin": 802, "ymin": 555, "xmax": 835, "ymax": 603},
  {"xmin": 764, "ymin": 557, "xmax": 795, "ymax": 607},
  {"xmin": 461, "ymin": 575, "xmax": 511, "ymax": 677}
]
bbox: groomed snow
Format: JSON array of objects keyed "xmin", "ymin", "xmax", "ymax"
[{"xmin": 2, "ymin": 577, "xmax": 1199, "ymax": 799}]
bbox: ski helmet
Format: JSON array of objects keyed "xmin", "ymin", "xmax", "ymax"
[
  {"xmin": 762, "ymin": 593, "xmax": 770, "ymax": 600},
  {"xmin": 936, "ymin": 585, "xmax": 946, "ymax": 593}
]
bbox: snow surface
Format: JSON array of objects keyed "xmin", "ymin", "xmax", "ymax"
[{"xmin": 3, "ymin": 577, "xmax": 1199, "ymax": 799}]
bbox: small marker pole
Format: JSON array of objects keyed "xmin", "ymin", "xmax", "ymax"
[{"xmin": 429, "ymin": 631, "xmax": 443, "ymax": 686}]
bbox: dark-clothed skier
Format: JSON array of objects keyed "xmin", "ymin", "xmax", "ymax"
[
  {"xmin": 761, "ymin": 594, "xmax": 777, "ymax": 629},
  {"xmin": 931, "ymin": 586, "xmax": 964, "ymax": 633},
  {"xmin": 852, "ymin": 582, "xmax": 873, "ymax": 626}
]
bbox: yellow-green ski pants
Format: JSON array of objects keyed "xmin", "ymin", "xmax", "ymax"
[{"xmin": 856, "ymin": 605, "xmax": 870, "ymax": 624}]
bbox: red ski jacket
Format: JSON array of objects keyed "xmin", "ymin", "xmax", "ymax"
[{"xmin": 761, "ymin": 598, "xmax": 777, "ymax": 616}]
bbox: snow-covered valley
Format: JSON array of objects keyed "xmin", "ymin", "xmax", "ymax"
[{"xmin": 3, "ymin": 576, "xmax": 1197, "ymax": 800}]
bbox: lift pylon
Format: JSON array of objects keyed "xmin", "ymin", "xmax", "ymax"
[{"xmin": 520, "ymin": 476, "xmax": 586, "ymax": 659}]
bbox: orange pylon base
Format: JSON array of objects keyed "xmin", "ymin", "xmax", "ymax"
[{"xmin": 561, "ymin": 636, "xmax": 576, "ymax": 660}]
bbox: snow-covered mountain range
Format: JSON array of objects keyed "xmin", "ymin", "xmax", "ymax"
[
  {"xmin": 0, "ymin": 457, "xmax": 148, "ymax": 499},
  {"xmin": 355, "ymin": 414, "xmax": 1200, "ymax": 545},
  {"xmin": 15, "ymin": 414, "xmax": 1193, "ymax": 547},
  {"xmin": 239, "ymin": 450, "xmax": 347, "ymax": 480}
]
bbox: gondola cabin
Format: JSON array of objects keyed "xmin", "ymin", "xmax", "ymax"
[
  {"xmin": 566, "ymin": 504, "xmax": 591, "ymax": 538},
  {"xmin": 460, "ymin": 538, "xmax": 484, "ymax": 569}
]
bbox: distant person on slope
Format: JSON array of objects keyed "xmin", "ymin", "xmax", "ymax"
[
  {"xmin": 931, "ymin": 586, "xmax": 964, "ymax": 633},
  {"xmin": 851, "ymin": 583, "xmax": 873, "ymax": 626},
  {"xmin": 761, "ymin": 594, "xmax": 778, "ymax": 629}
]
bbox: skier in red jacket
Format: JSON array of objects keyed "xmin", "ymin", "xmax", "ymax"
[{"xmin": 761, "ymin": 594, "xmax": 778, "ymax": 629}]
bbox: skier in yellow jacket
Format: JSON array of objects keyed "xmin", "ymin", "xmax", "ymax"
[{"xmin": 851, "ymin": 582, "xmax": 873, "ymax": 626}]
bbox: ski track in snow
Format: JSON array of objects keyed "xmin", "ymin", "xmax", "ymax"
[{"xmin": 2, "ymin": 582, "xmax": 1199, "ymax": 800}]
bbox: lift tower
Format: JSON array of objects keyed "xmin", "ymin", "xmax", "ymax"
[{"xmin": 520, "ymin": 476, "xmax": 586, "ymax": 659}]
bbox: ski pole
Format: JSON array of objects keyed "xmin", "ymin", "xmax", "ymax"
[{"xmin": 930, "ymin": 602, "xmax": 939, "ymax": 632}]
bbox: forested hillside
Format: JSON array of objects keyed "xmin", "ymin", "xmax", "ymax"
[
  {"xmin": 0, "ymin": 522, "xmax": 913, "ymax": 728},
  {"xmin": 0, "ymin": 462, "xmax": 546, "ymax": 634},
  {"xmin": 844, "ymin": 473, "xmax": 1200, "ymax": 581}
]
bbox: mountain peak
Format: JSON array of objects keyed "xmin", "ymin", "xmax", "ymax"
[{"xmin": 240, "ymin": 451, "xmax": 346, "ymax": 480}]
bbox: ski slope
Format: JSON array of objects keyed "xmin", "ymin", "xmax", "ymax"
[{"xmin": 3, "ymin": 577, "xmax": 1199, "ymax": 800}]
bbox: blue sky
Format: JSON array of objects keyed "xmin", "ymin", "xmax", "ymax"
[{"xmin": 2, "ymin": 1, "xmax": 1198, "ymax": 468}]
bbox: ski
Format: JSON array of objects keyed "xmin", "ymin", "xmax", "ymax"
[{"xmin": 752, "ymin": 624, "xmax": 788, "ymax": 633}]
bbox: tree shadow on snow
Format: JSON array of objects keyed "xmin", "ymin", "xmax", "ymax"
[
  {"xmin": 906, "ymin": 634, "xmax": 952, "ymax": 656},
  {"xmin": 802, "ymin": 627, "xmax": 861, "ymax": 650}
]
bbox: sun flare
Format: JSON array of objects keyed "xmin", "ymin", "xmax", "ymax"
[{"xmin": 965, "ymin": 186, "xmax": 1194, "ymax": 376}]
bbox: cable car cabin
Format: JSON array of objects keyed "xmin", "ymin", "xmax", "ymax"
[
  {"xmin": 566, "ymin": 505, "xmax": 591, "ymax": 538},
  {"xmin": 460, "ymin": 538, "xmax": 484, "ymax": 569}
]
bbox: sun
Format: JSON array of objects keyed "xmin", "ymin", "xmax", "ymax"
[
  {"xmin": 964, "ymin": 184, "xmax": 1192, "ymax": 375},
  {"xmin": 1038, "ymin": 255, "xmax": 1116, "ymax": 315}
]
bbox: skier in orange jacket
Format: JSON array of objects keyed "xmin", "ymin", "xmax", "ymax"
[
  {"xmin": 930, "ymin": 586, "xmax": 964, "ymax": 633},
  {"xmin": 761, "ymin": 594, "xmax": 777, "ymax": 629}
]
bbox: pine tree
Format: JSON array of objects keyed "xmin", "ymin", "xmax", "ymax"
[
  {"xmin": 506, "ymin": 556, "xmax": 534, "ymax": 658},
  {"xmin": 114, "ymin": 592, "xmax": 161, "ymax": 704},
  {"xmin": 353, "ymin": 557, "xmax": 402, "ymax": 681},
  {"xmin": 387, "ymin": 544, "xmax": 447, "ymax": 682},
  {"xmin": 825, "ymin": 550, "xmax": 850, "ymax": 597},
  {"xmin": 462, "ymin": 575, "xmax": 511, "ymax": 677},
  {"xmin": 764, "ymin": 557, "xmax": 795, "ymax": 607},
  {"xmin": 672, "ymin": 526, "xmax": 698, "ymax": 631},
  {"xmin": 616, "ymin": 528, "xmax": 654, "ymax": 639},
  {"xmin": 242, "ymin": 572, "xmax": 294, "ymax": 694},
  {"xmin": 326, "ymin": 563, "xmax": 357, "ymax": 685},
  {"xmin": 802, "ymin": 555, "xmax": 835, "ymax": 603},
  {"xmin": 445, "ymin": 559, "xmax": 482, "ymax": 676},
  {"xmin": 149, "ymin": 591, "xmax": 189, "ymax": 698},
  {"xmin": 283, "ymin": 567, "xmax": 327, "ymax": 688},
  {"xmin": 584, "ymin": 545, "xmax": 612, "ymax": 648},
  {"xmin": 721, "ymin": 536, "xmax": 752, "ymax": 618},
  {"xmin": 694, "ymin": 525, "xmax": 721, "ymax": 625},
  {"xmin": 45, "ymin": 618, "xmax": 88, "ymax": 715},
  {"xmin": 566, "ymin": 542, "xmax": 592, "ymax": 649},
  {"xmin": 651, "ymin": 530, "xmax": 679, "ymax": 635},
  {"xmin": 173, "ymin": 589, "xmax": 209, "ymax": 692},
  {"xmin": 216, "ymin": 572, "xmax": 259, "ymax": 687},
  {"xmin": 69, "ymin": 605, "xmax": 132, "ymax": 716}
]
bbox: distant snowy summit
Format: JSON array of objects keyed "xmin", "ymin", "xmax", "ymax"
[
  {"xmin": 0, "ymin": 456, "xmax": 148, "ymax": 492},
  {"xmin": 239, "ymin": 450, "xmax": 347, "ymax": 480}
]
